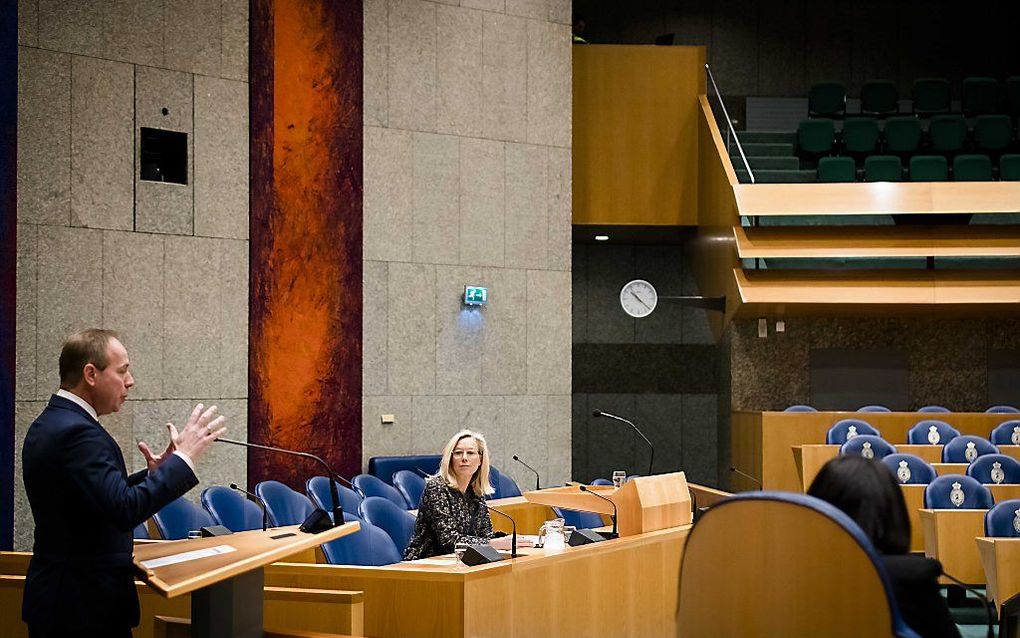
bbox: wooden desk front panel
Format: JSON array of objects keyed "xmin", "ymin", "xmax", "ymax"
[
  {"xmin": 977, "ymin": 538, "xmax": 1020, "ymax": 611},
  {"xmin": 735, "ymin": 411, "xmax": 1019, "ymax": 492},
  {"xmin": 920, "ymin": 509, "xmax": 988, "ymax": 584},
  {"xmin": 266, "ymin": 526, "xmax": 689, "ymax": 638},
  {"xmin": 487, "ymin": 497, "xmax": 557, "ymax": 535}
]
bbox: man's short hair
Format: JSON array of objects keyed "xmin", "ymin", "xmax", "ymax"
[{"xmin": 59, "ymin": 329, "xmax": 120, "ymax": 388}]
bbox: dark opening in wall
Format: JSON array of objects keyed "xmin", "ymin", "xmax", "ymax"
[{"xmin": 139, "ymin": 127, "xmax": 187, "ymax": 184}]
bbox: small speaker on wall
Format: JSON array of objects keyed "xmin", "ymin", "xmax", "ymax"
[{"xmin": 140, "ymin": 127, "xmax": 188, "ymax": 184}]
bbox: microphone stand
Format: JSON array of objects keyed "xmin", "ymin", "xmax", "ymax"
[
  {"xmin": 592, "ymin": 410, "xmax": 654, "ymax": 476},
  {"xmin": 942, "ymin": 570, "xmax": 993, "ymax": 638},
  {"xmin": 217, "ymin": 437, "xmax": 345, "ymax": 527},
  {"xmin": 729, "ymin": 466, "xmax": 762, "ymax": 489},
  {"xmin": 487, "ymin": 505, "xmax": 518, "ymax": 558},
  {"xmin": 512, "ymin": 455, "xmax": 542, "ymax": 490},
  {"xmin": 579, "ymin": 485, "xmax": 619, "ymax": 539},
  {"xmin": 230, "ymin": 482, "xmax": 269, "ymax": 531}
]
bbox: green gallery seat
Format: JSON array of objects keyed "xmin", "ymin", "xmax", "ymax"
[
  {"xmin": 796, "ymin": 118, "xmax": 835, "ymax": 159},
  {"xmin": 808, "ymin": 82, "xmax": 846, "ymax": 118},
  {"xmin": 1000, "ymin": 154, "xmax": 1020, "ymax": 181},
  {"xmin": 912, "ymin": 78, "xmax": 951, "ymax": 116},
  {"xmin": 953, "ymin": 154, "xmax": 993, "ymax": 181},
  {"xmin": 974, "ymin": 114, "xmax": 1013, "ymax": 154},
  {"xmin": 910, "ymin": 155, "xmax": 948, "ymax": 181},
  {"xmin": 962, "ymin": 76, "xmax": 1002, "ymax": 117},
  {"xmin": 864, "ymin": 155, "xmax": 902, "ymax": 182},
  {"xmin": 928, "ymin": 115, "xmax": 967, "ymax": 155},
  {"xmin": 841, "ymin": 117, "xmax": 880, "ymax": 159},
  {"xmin": 860, "ymin": 80, "xmax": 898, "ymax": 117},
  {"xmin": 817, "ymin": 157, "xmax": 856, "ymax": 183},
  {"xmin": 882, "ymin": 116, "xmax": 922, "ymax": 156}
]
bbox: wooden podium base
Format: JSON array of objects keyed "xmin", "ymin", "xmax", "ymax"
[{"xmin": 191, "ymin": 568, "xmax": 265, "ymax": 638}]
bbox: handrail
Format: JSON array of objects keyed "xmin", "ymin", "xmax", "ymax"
[{"xmin": 705, "ymin": 63, "xmax": 754, "ymax": 184}]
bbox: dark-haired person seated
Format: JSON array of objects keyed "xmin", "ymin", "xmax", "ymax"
[
  {"xmin": 808, "ymin": 456, "xmax": 960, "ymax": 638},
  {"xmin": 403, "ymin": 429, "xmax": 499, "ymax": 560}
]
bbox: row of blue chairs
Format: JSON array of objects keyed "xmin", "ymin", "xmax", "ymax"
[
  {"xmin": 825, "ymin": 418, "xmax": 1020, "ymax": 448},
  {"xmin": 787, "ymin": 403, "xmax": 1020, "ymax": 414},
  {"xmin": 841, "ymin": 439, "xmax": 1020, "ymax": 487},
  {"xmin": 838, "ymin": 431, "xmax": 1003, "ymax": 463}
]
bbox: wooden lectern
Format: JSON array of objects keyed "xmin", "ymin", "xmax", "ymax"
[
  {"xmin": 133, "ymin": 522, "xmax": 358, "ymax": 638},
  {"xmin": 522, "ymin": 472, "xmax": 692, "ymax": 536}
]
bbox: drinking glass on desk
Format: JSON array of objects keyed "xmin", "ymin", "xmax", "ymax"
[{"xmin": 612, "ymin": 471, "xmax": 626, "ymax": 488}]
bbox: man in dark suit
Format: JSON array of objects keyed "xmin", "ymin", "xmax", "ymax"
[{"xmin": 21, "ymin": 328, "xmax": 227, "ymax": 638}]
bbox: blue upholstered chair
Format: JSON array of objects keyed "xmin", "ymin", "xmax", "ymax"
[
  {"xmin": 153, "ymin": 497, "xmax": 216, "ymax": 540},
  {"xmin": 677, "ymin": 491, "xmax": 921, "ymax": 637},
  {"xmin": 306, "ymin": 476, "xmax": 364, "ymax": 520},
  {"xmin": 839, "ymin": 435, "xmax": 896, "ymax": 460},
  {"xmin": 321, "ymin": 512, "xmax": 404, "ymax": 566},
  {"xmin": 555, "ymin": 507, "xmax": 605, "ymax": 530},
  {"xmin": 917, "ymin": 405, "xmax": 951, "ymax": 413},
  {"xmin": 880, "ymin": 454, "xmax": 937, "ymax": 485},
  {"xmin": 991, "ymin": 420, "xmax": 1020, "ymax": 446},
  {"xmin": 392, "ymin": 470, "xmax": 427, "ymax": 509},
  {"xmin": 924, "ymin": 475, "xmax": 993, "ymax": 509},
  {"xmin": 967, "ymin": 454, "xmax": 1020, "ymax": 485},
  {"xmin": 987, "ymin": 405, "xmax": 1020, "ymax": 414},
  {"xmin": 256, "ymin": 480, "xmax": 315, "ymax": 526},
  {"xmin": 985, "ymin": 499, "xmax": 1020, "ymax": 537},
  {"xmin": 492, "ymin": 468, "xmax": 523, "ymax": 498},
  {"xmin": 857, "ymin": 405, "xmax": 892, "ymax": 413},
  {"xmin": 591, "ymin": 478, "xmax": 614, "ymax": 486},
  {"xmin": 784, "ymin": 405, "xmax": 817, "ymax": 413},
  {"xmin": 826, "ymin": 418, "xmax": 880, "ymax": 444},
  {"xmin": 941, "ymin": 435, "xmax": 998, "ymax": 463},
  {"xmin": 201, "ymin": 485, "xmax": 264, "ymax": 531},
  {"xmin": 353, "ymin": 474, "xmax": 410, "ymax": 510},
  {"xmin": 906, "ymin": 419, "xmax": 960, "ymax": 445},
  {"xmin": 133, "ymin": 522, "xmax": 150, "ymax": 539},
  {"xmin": 368, "ymin": 455, "xmax": 442, "ymax": 485},
  {"xmin": 359, "ymin": 496, "xmax": 416, "ymax": 555}
]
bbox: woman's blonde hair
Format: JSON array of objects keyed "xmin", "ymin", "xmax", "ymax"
[{"xmin": 438, "ymin": 429, "xmax": 494, "ymax": 497}]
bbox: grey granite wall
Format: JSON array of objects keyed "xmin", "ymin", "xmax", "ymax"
[
  {"xmin": 361, "ymin": 0, "xmax": 574, "ymax": 489},
  {"xmin": 730, "ymin": 317, "xmax": 1020, "ymax": 412},
  {"xmin": 15, "ymin": 0, "xmax": 249, "ymax": 549},
  {"xmin": 572, "ymin": 240, "xmax": 721, "ymax": 487}
]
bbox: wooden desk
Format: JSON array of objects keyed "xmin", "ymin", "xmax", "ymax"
[
  {"xmin": 265, "ymin": 525, "xmax": 690, "ymax": 638},
  {"xmin": 977, "ymin": 537, "xmax": 1020, "ymax": 612},
  {"xmin": 793, "ymin": 445, "xmax": 974, "ymax": 493},
  {"xmin": 734, "ymin": 411, "xmax": 1018, "ymax": 492},
  {"xmin": 486, "ymin": 496, "xmax": 557, "ymax": 535},
  {"xmin": 920, "ymin": 509, "xmax": 988, "ymax": 584}
]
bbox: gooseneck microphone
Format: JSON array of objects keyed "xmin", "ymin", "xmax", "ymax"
[
  {"xmin": 487, "ymin": 505, "xmax": 518, "ymax": 558},
  {"xmin": 592, "ymin": 410, "xmax": 654, "ymax": 476},
  {"xmin": 728, "ymin": 466, "xmax": 762, "ymax": 489},
  {"xmin": 229, "ymin": 482, "xmax": 269, "ymax": 532},
  {"xmin": 579, "ymin": 485, "xmax": 619, "ymax": 538},
  {"xmin": 942, "ymin": 570, "xmax": 993, "ymax": 638},
  {"xmin": 512, "ymin": 454, "xmax": 541, "ymax": 490},
  {"xmin": 217, "ymin": 437, "xmax": 346, "ymax": 527}
]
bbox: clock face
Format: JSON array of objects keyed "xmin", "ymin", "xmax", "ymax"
[{"xmin": 619, "ymin": 279, "xmax": 658, "ymax": 318}]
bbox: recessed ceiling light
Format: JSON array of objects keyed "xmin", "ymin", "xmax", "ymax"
[{"xmin": 594, "ymin": 235, "xmax": 609, "ymax": 241}]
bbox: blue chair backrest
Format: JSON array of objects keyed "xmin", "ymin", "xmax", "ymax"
[
  {"xmin": 987, "ymin": 405, "xmax": 1020, "ymax": 414},
  {"xmin": 967, "ymin": 454, "xmax": 1020, "ymax": 485},
  {"xmin": 359, "ymin": 496, "xmax": 416, "ymax": 555},
  {"xmin": 555, "ymin": 506, "xmax": 605, "ymax": 530},
  {"xmin": 256, "ymin": 480, "xmax": 315, "ymax": 526},
  {"xmin": 133, "ymin": 522, "xmax": 150, "ymax": 539},
  {"xmin": 201, "ymin": 486, "xmax": 263, "ymax": 531},
  {"xmin": 306, "ymin": 476, "xmax": 364, "ymax": 520},
  {"xmin": 941, "ymin": 435, "xmax": 999, "ymax": 463},
  {"xmin": 906, "ymin": 419, "xmax": 960, "ymax": 445},
  {"xmin": 924, "ymin": 474, "xmax": 993, "ymax": 509},
  {"xmin": 826, "ymin": 419, "xmax": 880, "ymax": 444},
  {"xmin": 392, "ymin": 470, "xmax": 427, "ymax": 509},
  {"xmin": 153, "ymin": 497, "xmax": 216, "ymax": 540},
  {"xmin": 991, "ymin": 420, "xmax": 1020, "ymax": 446},
  {"xmin": 368, "ymin": 455, "xmax": 442, "ymax": 485},
  {"xmin": 857, "ymin": 405, "xmax": 892, "ymax": 413},
  {"xmin": 321, "ymin": 512, "xmax": 404, "ymax": 566},
  {"xmin": 917, "ymin": 405, "xmax": 951, "ymax": 413},
  {"xmin": 784, "ymin": 405, "xmax": 817, "ymax": 413},
  {"xmin": 839, "ymin": 435, "xmax": 896, "ymax": 460},
  {"xmin": 985, "ymin": 499, "xmax": 1020, "ymax": 537},
  {"xmin": 591, "ymin": 478, "xmax": 614, "ymax": 486},
  {"xmin": 493, "ymin": 468, "xmax": 523, "ymax": 498},
  {"xmin": 880, "ymin": 454, "xmax": 937, "ymax": 485},
  {"xmin": 354, "ymin": 474, "xmax": 410, "ymax": 509}
]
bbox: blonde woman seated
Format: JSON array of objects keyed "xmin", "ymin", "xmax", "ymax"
[{"xmin": 403, "ymin": 430, "xmax": 498, "ymax": 560}]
